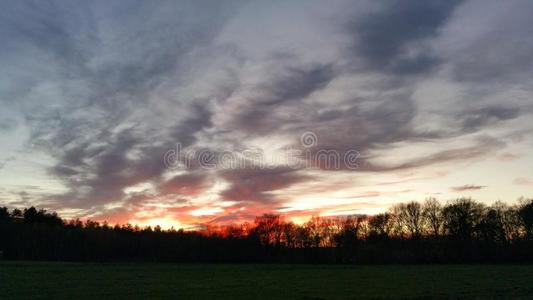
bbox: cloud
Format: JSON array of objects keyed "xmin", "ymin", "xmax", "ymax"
[
  {"xmin": 1, "ymin": 0, "xmax": 533, "ymax": 226},
  {"xmin": 220, "ymin": 167, "xmax": 312, "ymax": 204},
  {"xmin": 0, "ymin": 156, "xmax": 15, "ymax": 170},
  {"xmin": 220, "ymin": 61, "xmax": 337, "ymax": 135},
  {"xmin": 159, "ymin": 173, "xmax": 209, "ymax": 196},
  {"xmin": 497, "ymin": 153, "xmax": 520, "ymax": 162},
  {"xmin": 459, "ymin": 106, "xmax": 521, "ymax": 133},
  {"xmin": 207, "ymin": 211, "xmax": 257, "ymax": 224},
  {"xmin": 344, "ymin": 0, "xmax": 464, "ymax": 75},
  {"xmin": 513, "ymin": 178, "xmax": 533, "ymax": 187},
  {"xmin": 438, "ymin": 0, "xmax": 533, "ymax": 84},
  {"xmin": 0, "ymin": 1, "xmax": 243, "ymax": 209},
  {"xmin": 450, "ymin": 184, "xmax": 487, "ymax": 192},
  {"xmin": 0, "ymin": 118, "xmax": 17, "ymax": 131}
]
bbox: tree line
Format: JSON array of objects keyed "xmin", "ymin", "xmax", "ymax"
[{"xmin": 1, "ymin": 197, "xmax": 533, "ymax": 263}]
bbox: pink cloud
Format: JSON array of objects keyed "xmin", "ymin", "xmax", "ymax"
[{"xmin": 514, "ymin": 177, "xmax": 533, "ymax": 186}]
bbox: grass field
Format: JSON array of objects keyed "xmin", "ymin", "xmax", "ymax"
[{"xmin": 1, "ymin": 263, "xmax": 532, "ymax": 299}]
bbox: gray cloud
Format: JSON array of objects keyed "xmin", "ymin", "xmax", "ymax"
[
  {"xmin": 0, "ymin": 156, "xmax": 16, "ymax": 170},
  {"xmin": 451, "ymin": 184, "xmax": 487, "ymax": 192},
  {"xmin": 459, "ymin": 106, "xmax": 521, "ymax": 133},
  {"xmin": 223, "ymin": 62, "xmax": 337, "ymax": 135},
  {"xmin": 0, "ymin": 118, "xmax": 17, "ymax": 131},
  {"xmin": 345, "ymin": 0, "xmax": 464, "ymax": 75},
  {"xmin": 359, "ymin": 136, "xmax": 504, "ymax": 172},
  {"xmin": 220, "ymin": 167, "xmax": 311, "ymax": 204},
  {"xmin": 159, "ymin": 173, "xmax": 209, "ymax": 196},
  {"xmin": 441, "ymin": 0, "xmax": 533, "ymax": 84}
]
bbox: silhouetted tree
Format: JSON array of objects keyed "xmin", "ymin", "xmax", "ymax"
[
  {"xmin": 394, "ymin": 201, "xmax": 423, "ymax": 238},
  {"xmin": 294, "ymin": 226, "xmax": 311, "ymax": 248},
  {"xmin": 518, "ymin": 198, "xmax": 533, "ymax": 240},
  {"xmin": 10, "ymin": 208, "xmax": 22, "ymax": 219},
  {"xmin": 368, "ymin": 213, "xmax": 392, "ymax": 239},
  {"xmin": 305, "ymin": 216, "xmax": 324, "ymax": 248},
  {"xmin": 0, "ymin": 207, "xmax": 9, "ymax": 222},
  {"xmin": 253, "ymin": 214, "xmax": 284, "ymax": 247},
  {"xmin": 423, "ymin": 197, "xmax": 443, "ymax": 238},
  {"xmin": 2, "ymin": 199, "xmax": 533, "ymax": 264},
  {"xmin": 334, "ymin": 216, "xmax": 364, "ymax": 262},
  {"xmin": 281, "ymin": 222, "xmax": 297, "ymax": 248},
  {"xmin": 499, "ymin": 203, "xmax": 522, "ymax": 241},
  {"xmin": 442, "ymin": 198, "xmax": 484, "ymax": 240},
  {"xmin": 478, "ymin": 203, "xmax": 507, "ymax": 243}
]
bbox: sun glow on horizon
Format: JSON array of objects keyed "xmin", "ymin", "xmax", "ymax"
[{"xmin": 138, "ymin": 218, "xmax": 184, "ymax": 230}]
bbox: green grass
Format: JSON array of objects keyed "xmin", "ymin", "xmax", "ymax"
[{"xmin": 1, "ymin": 262, "xmax": 532, "ymax": 299}]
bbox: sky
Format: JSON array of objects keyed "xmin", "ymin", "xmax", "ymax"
[{"xmin": 1, "ymin": 0, "xmax": 532, "ymax": 229}]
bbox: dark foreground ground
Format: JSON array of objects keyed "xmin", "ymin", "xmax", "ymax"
[{"xmin": 1, "ymin": 262, "xmax": 532, "ymax": 299}]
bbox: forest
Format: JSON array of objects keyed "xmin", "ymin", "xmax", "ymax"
[{"xmin": 1, "ymin": 197, "xmax": 533, "ymax": 264}]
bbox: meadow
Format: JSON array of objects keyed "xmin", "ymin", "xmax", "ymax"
[{"xmin": 1, "ymin": 262, "xmax": 532, "ymax": 299}]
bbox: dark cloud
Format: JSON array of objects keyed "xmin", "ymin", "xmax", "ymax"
[
  {"xmin": 404, "ymin": 105, "xmax": 526, "ymax": 142},
  {"xmin": 169, "ymin": 103, "xmax": 213, "ymax": 147},
  {"xmin": 0, "ymin": 118, "xmax": 17, "ymax": 131},
  {"xmin": 444, "ymin": 1, "xmax": 533, "ymax": 84},
  {"xmin": 227, "ymin": 62, "xmax": 337, "ymax": 134},
  {"xmin": 293, "ymin": 91, "xmax": 421, "ymax": 171},
  {"xmin": 256, "ymin": 64, "xmax": 335, "ymax": 106},
  {"xmin": 220, "ymin": 167, "xmax": 311, "ymax": 204},
  {"xmin": 159, "ymin": 173, "xmax": 209, "ymax": 196},
  {"xmin": 459, "ymin": 106, "xmax": 521, "ymax": 133},
  {"xmin": 207, "ymin": 211, "xmax": 257, "ymax": 224},
  {"xmin": 345, "ymin": 0, "xmax": 464, "ymax": 75},
  {"xmin": 361, "ymin": 136, "xmax": 504, "ymax": 172},
  {"xmin": 451, "ymin": 184, "xmax": 487, "ymax": 192}
]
